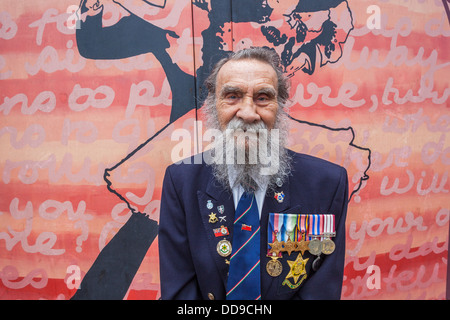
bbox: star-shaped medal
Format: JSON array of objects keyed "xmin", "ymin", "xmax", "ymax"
[
  {"xmin": 268, "ymin": 238, "xmax": 284, "ymax": 256},
  {"xmin": 285, "ymin": 252, "xmax": 309, "ymax": 284},
  {"xmin": 296, "ymin": 239, "xmax": 310, "ymax": 255},
  {"xmin": 284, "ymin": 236, "xmax": 295, "ymax": 256}
]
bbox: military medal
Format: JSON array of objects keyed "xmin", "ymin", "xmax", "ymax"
[
  {"xmin": 266, "ymin": 253, "xmax": 283, "ymax": 277},
  {"xmin": 284, "ymin": 214, "xmax": 297, "ymax": 256},
  {"xmin": 268, "ymin": 233, "xmax": 284, "ymax": 256},
  {"xmin": 321, "ymin": 239, "xmax": 335, "ymax": 255},
  {"xmin": 217, "ymin": 239, "xmax": 232, "ymax": 257},
  {"xmin": 295, "ymin": 215, "xmax": 309, "ymax": 254},
  {"xmin": 267, "ymin": 213, "xmax": 285, "ymax": 256},
  {"xmin": 322, "ymin": 214, "xmax": 336, "ymax": 255},
  {"xmin": 307, "ymin": 214, "xmax": 323, "ymax": 255},
  {"xmin": 308, "ymin": 238, "xmax": 322, "ymax": 255}
]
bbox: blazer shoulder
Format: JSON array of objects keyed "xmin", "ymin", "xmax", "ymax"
[
  {"xmin": 287, "ymin": 149, "xmax": 347, "ymax": 180},
  {"xmin": 164, "ymin": 153, "xmax": 212, "ymax": 184}
]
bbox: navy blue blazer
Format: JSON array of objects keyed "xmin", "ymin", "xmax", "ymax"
[{"xmin": 159, "ymin": 149, "xmax": 348, "ymax": 300}]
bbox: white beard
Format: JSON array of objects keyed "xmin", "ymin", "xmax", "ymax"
[{"xmin": 208, "ymin": 117, "xmax": 291, "ymax": 192}]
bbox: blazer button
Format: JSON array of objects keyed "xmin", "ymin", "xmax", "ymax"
[{"xmin": 208, "ymin": 293, "xmax": 215, "ymax": 300}]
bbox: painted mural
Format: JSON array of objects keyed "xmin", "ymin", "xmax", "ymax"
[{"xmin": 0, "ymin": 0, "xmax": 448, "ymax": 300}]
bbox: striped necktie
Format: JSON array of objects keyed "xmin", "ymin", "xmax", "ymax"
[{"xmin": 226, "ymin": 191, "xmax": 261, "ymax": 300}]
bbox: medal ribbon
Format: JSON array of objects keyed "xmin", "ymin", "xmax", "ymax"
[
  {"xmin": 295, "ymin": 214, "xmax": 308, "ymax": 241},
  {"xmin": 323, "ymin": 214, "xmax": 336, "ymax": 237},
  {"xmin": 276, "ymin": 213, "xmax": 285, "ymax": 241},
  {"xmin": 284, "ymin": 214, "xmax": 297, "ymax": 241},
  {"xmin": 307, "ymin": 214, "xmax": 323, "ymax": 240}
]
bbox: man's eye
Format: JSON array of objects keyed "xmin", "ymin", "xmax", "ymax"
[
  {"xmin": 226, "ymin": 94, "xmax": 239, "ymax": 100},
  {"xmin": 256, "ymin": 95, "xmax": 270, "ymax": 103}
]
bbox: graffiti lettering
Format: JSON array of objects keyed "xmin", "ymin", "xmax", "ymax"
[
  {"xmin": 125, "ymin": 79, "xmax": 172, "ymax": 119},
  {"xmin": 0, "ymin": 90, "xmax": 56, "ymax": 115},
  {"xmin": 371, "ymin": 146, "xmax": 411, "ymax": 172},
  {"xmin": 3, "ymin": 153, "xmax": 107, "ymax": 185},
  {"xmin": 380, "ymin": 169, "xmax": 449, "ymax": 196},
  {"xmin": 25, "ymin": 41, "xmax": 86, "ymax": 76},
  {"xmin": 384, "ymin": 262, "xmax": 443, "ymax": 293},
  {"xmin": 0, "ymin": 11, "xmax": 18, "ymax": 40},
  {"xmin": 0, "ymin": 124, "xmax": 46, "ymax": 149},
  {"xmin": 61, "ymin": 118, "xmax": 98, "ymax": 145},
  {"xmin": 0, "ymin": 265, "xmax": 48, "ymax": 289},
  {"xmin": 382, "ymin": 108, "xmax": 450, "ymax": 134},
  {"xmin": 28, "ymin": 8, "xmax": 76, "ymax": 46},
  {"xmin": 68, "ymin": 83, "xmax": 115, "ymax": 112},
  {"xmin": 348, "ymin": 211, "xmax": 428, "ymax": 256},
  {"xmin": 389, "ymin": 233, "xmax": 448, "ymax": 261},
  {"xmin": 291, "ymin": 81, "xmax": 365, "ymax": 108},
  {"xmin": 0, "ymin": 198, "xmax": 65, "ymax": 255}
]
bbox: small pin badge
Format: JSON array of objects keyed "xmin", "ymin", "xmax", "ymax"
[
  {"xmin": 213, "ymin": 225, "xmax": 229, "ymax": 237},
  {"xmin": 206, "ymin": 200, "xmax": 213, "ymax": 210},
  {"xmin": 217, "ymin": 205, "xmax": 225, "ymax": 215},
  {"xmin": 274, "ymin": 191, "xmax": 285, "ymax": 203},
  {"xmin": 276, "ymin": 177, "xmax": 283, "ymax": 187},
  {"xmin": 208, "ymin": 212, "xmax": 219, "ymax": 224}
]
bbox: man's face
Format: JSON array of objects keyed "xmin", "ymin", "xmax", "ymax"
[{"xmin": 215, "ymin": 59, "xmax": 279, "ymax": 130}]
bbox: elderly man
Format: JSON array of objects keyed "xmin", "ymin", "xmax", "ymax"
[{"xmin": 159, "ymin": 47, "xmax": 348, "ymax": 300}]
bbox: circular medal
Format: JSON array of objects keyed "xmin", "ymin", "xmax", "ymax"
[
  {"xmin": 266, "ymin": 258, "xmax": 283, "ymax": 277},
  {"xmin": 308, "ymin": 238, "xmax": 323, "ymax": 255},
  {"xmin": 217, "ymin": 239, "xmax": 232, "ymax": 257},
  {"xmin": 321, "ymin": 238, "xmax": 335, "ymax": 255}
]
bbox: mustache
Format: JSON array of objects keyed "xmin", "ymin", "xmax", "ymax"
[{"xmin": 225, "ymin": 118, "xmax": 268, "ymax": 132}]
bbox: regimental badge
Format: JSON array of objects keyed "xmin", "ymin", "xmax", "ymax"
[
  {"xmin": 206, "ymin": 200, "xmax": 213, "ymax": 210},
  {"xmin": 217, "ymin": 239, "xmax": 232, "ymax": 257},
  {"xmin": 208, "ymin": 212, "xmax": 218, "ymax": 224},
  {"xmin": 213, "ymin": 225, "xmax": 229, "ymax": 237},
  {"xmin": 274, "ymin": 191, "xmax": 285, "ymax": 203},
  {"xmin": 282, "ymin": 252, "xmax": 309, "ymax": 289},
  {"xmin": 217, "ymin": 205, "xmax": 225, "ymax": 215}
]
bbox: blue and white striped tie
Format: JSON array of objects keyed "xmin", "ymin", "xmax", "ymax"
[{"xmin": 226, "ymin": 191, "xmax": 261, "ymax": 300}]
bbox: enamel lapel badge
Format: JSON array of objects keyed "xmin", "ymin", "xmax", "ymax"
[{"xmin": 274, "ymin": 191, "xmax": 285, "ymax": 203}]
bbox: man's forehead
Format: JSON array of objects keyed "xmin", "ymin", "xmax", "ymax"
[{"xmin": 216, "ymin": 59, "xmax": 278, "ymax": 90}]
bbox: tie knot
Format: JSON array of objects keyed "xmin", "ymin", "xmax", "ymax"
[{"xmin": 243, "ymin": 190, "xmax": 255, "ymax": 198}]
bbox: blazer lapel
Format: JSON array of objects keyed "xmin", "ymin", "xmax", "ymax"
[{"xmin": 197, "ymin": 175, "xmax": 235, "ymax": 288}]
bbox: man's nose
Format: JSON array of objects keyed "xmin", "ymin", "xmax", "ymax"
[{"xmin": 236, "ymin": 96, "xmax": 261, "ymax": 124}]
